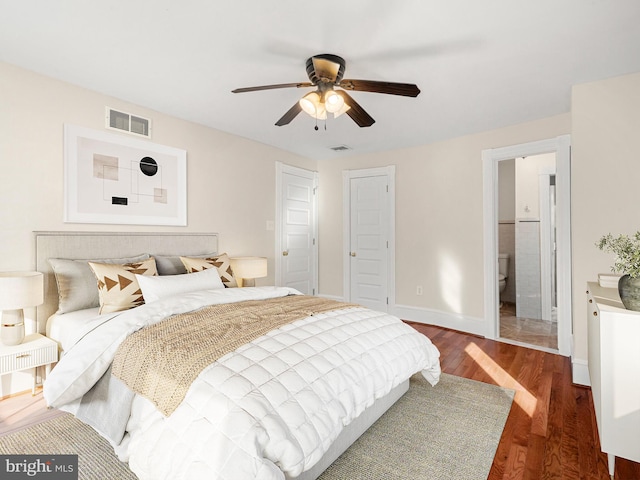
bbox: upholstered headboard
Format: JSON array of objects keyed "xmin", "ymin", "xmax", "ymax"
[{"xmin": 35, "ymin": 231, "xmax": 218, "ymax": 331}]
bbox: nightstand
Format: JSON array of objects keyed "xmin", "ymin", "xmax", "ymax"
[{"xmin": 0, "ymin": 333, "xmax": 58, "ymax": 395}]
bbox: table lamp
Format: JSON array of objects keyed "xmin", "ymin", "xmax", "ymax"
[
  {"xmin": 229, "ymin": 257, "xmax": 268, "ymax": 287},
  {"xmin": 0, "ymin": 271, "xmax": 44, "ymax": 346}
]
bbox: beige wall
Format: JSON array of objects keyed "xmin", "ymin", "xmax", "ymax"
[
  {"xmin": 317, "ymin": 114, "xmax": 571, "ymax": 325},
  {"xmin": 316, "ymin": 70, "xmax": 640, "ymax": 378},
  {"xmin": 0, "ymin": 61, "xmax": 314, "ymax": 273},
  {"xmin": 571, "ymin": 71, "xmax": 640, "ymax": 367},
  {"xmin": 0, "ymin": 62, "xmax": 315, "ymax": 395},
  {"xmin": 5, "ymin": 58, "xmax": 638, "ymax": 392},
  {"xmin": 515, "ymin": 153, "xmax": 556, "ymax": 220},
  {"xmin": 498, "ymin": 159, "xmax": 516, "ymax": 222}
]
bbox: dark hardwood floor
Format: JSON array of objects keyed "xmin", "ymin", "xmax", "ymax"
[
  {"xmin": 408, "ymin": 322, "xmax": 640, "ymax": 480},
  {"xmin": 1, "ymin": 323, "xmax": 639, "ymax": 479}
]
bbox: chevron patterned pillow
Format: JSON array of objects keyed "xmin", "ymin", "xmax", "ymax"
[
  {"xmin": 180, "ymin": 253, "xmax": 238, "ymax": 288},
  {"xmin": 89, "ymin": 257, "xmax": 158, "ymax": 313}
]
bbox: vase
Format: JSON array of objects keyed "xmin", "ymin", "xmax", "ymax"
[{"xmin": 617, "ymin": 275, "xmax": 640, "ymax": 311}]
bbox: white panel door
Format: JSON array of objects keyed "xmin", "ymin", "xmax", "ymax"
[
  {"xmin": 349, "ymin": 175, "xmax": 389, "ymax": 311},
  {"xmin": 280, "ymin": 168, "xmax": 317, "ymax": 295}
]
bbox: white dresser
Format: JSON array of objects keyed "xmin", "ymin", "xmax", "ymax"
[{"xmin": 586, "ymin": 282, "xmax": 640, "ymax": 477}]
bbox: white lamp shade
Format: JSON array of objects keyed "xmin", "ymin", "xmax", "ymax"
[
  {"xmin": 299, "ymin": 92, "xmax": 329, "ymax": 119},
  {"xmin": 0, "ymin": 271, "xmax": 44, "ymax": 310},
  {"xmin": 230, "ymin": 257, "xmax": 268, "ymax": 280},
  {"xmin": 324, "ymin": 90, "xmax": 345, "ymax": 113},
  {"xmin": 333, "ymin": 102, "xmax": 351, "ymax": 118},
  {"xmin": 299, "ymin": 92, "xmax": 321, "ymax": 116},
  {"xmin": 314, "ymin": 103, "xmax": 327, "ymax": 120}
]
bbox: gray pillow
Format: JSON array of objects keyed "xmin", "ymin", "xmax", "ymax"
[
  {"xmin": 49, "ymin": 254, "xmax": 150, "ymax": 314},
  {"xmin": 153, "ymin": 255, "xmax": 189, "ymax": 276},
  {"xmin": 153, "ymin": 254, "xmax": 217, "ymax": 276}
]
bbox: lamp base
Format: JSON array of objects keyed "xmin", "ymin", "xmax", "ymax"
[
  {"xmin": 242, "ymin": 278, "xmax": 256, "ymax": 287},
  {"xmin": 1, "ymin": 322, "xmax": 25, "ymax": 346}
]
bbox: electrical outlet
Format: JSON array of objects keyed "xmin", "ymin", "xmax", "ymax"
[{"xmin": 416, "ymin": 285, "xmax": 423, "ymax": 296}]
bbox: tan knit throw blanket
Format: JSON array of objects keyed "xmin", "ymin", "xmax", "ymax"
[{"xmin": 111, "ymin": 295, "xmax": 358, "ymax": 416}]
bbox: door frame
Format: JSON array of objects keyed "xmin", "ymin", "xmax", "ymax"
[
  {"xmin": 342, "ymin": 166, "xmax": 396, "ymax": 308},
  {"xmin": 275, "ymin": 162, "xmax": 318, "ymax": 293},
  {"xmin": 539, "ymin": 168, "xmax": 555, "ymax": 322},
  {"xmin": 482, "ymin": 135, "xmax": 572, "ymax": 356}
]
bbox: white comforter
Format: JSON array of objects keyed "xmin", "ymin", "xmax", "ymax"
[{"xmin": 44, "ymin": 287, "xmax": 441, "ymax": 480}]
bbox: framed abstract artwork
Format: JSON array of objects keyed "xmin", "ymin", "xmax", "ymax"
[{"xmin": 64, "ymin": 124, "xmax": 187, "ymax": 226}]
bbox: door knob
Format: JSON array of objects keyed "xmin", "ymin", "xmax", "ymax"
[
  {"xmin": 282, "ymin": 250, "xmax": 289, "ymax": 256},
  {"xmin": 350, "ymin": 252, "xmax": 356, "ymax": 257}
]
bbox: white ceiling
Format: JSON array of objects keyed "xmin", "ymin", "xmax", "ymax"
[{"xmin": 2, "ymin": 1, "xmax": 640, "ymax": 160}]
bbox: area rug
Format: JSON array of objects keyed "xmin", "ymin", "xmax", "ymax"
[
  {"xmin": 318, "ymin": 373, "xmax": 514, "ymax": 480},
  {"xmin": 0, "ymin": 374, "xmax": 513, "ymax": 480}
]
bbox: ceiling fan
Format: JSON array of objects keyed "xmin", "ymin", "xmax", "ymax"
[{"xmin": 232, "ymin": 53, "xmax": 420, "ymax": 128}]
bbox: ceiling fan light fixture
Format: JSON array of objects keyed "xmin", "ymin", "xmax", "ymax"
[
  {"xmin": 324, "ymin": 90, "xmax": 344, "ymax": 113},
  {"xmin": 233, "ymin": 53, "xmax": 419, "ymax": 128},
  {"xmin": 299, "ymin": 92, "xmax": 321, "ymax": 116},
  {"xmin": 315, "ymin": 102, "xmax": 327, "ymax": 120},
  {"xmin": 300, "ymin": 91, "xmax": 329, "ymax": 119},
  {"xmin": 333, "ymin": 102, "xmax": 351, "ymax": 118}
]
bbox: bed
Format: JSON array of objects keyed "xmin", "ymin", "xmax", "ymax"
[{"xmin": 36, "ymin": 231, "xmax": 441, "ymax": 480}]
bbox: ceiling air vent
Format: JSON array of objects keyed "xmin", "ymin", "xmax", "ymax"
[
  {"xmin": 105, "ymin": 107, "xmax": 152, "ymax": 138},
  {"xmin": 329, "ymin": 145, "xmax": 351, "ymax": 152}
]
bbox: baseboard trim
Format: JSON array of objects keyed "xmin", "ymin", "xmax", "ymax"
[
  {"xmin": 317, "ymin": 296, "xmax": 487, "ymax": 337},
  {"xmin": 571, "ymin": 358, "xmax": 590, "ymax": 386},
  {"xmin": 317, "ymin": 293, "xmax": 345, "ymax": 302},
  {"xmin": 392, "ymin": 304, "xmax": 487, "ymax": 337}
]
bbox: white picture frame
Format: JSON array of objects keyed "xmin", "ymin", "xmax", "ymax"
[{"xmin": 64, "ymin": 124, "xmax": 187, "ymax": 226}]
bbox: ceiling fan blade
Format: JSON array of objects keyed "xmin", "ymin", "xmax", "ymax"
[
  {"xmin": 232, "ymin": 82, "xmax": 313, "ymax": 93},
  {"xmin": 338, "ymin": 79, "xmax": 420, "ymax": 97},
  {"xmin": 337, "ymin": 91, "xmax": 375, "ymax": 127},
  {"xmin": 275, "ymin": 102, "xmax": 303, "ymax": 126}
]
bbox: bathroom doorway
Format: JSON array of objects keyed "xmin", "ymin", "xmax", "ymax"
[
  {"xmin": 497, "ymin": 155, "xmax": 557, "ymax": 350},
  {"xmin": 482, "ymin": 136, "xmax": 572, "ymax": 356}
]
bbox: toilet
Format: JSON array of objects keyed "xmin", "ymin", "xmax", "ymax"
[{"xmin": 498, "ymin": 253, "xmax": 510, "ymax": 296}]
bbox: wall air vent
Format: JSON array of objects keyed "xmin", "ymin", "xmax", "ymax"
[
  {"xmin": 329, "ymin": 145, "xmax": 351, "ymax": 151},
  {"xmin": 105, "ymin": 107, "xmax": 152, "ymax": 138}
]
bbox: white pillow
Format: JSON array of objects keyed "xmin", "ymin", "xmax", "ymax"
[{"xmin": 136, "ymin": 267, "xmax": 224, "ymax": 303}]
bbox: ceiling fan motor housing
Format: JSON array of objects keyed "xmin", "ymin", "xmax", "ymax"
[{"xmin": 306, "ymin": 54, "xmax": 346, "ymax": 85}]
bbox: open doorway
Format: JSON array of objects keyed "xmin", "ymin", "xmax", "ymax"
[
  {"xmin": 497, "ymin": 155, "xmax": 557, "ymax": 350},
  {"xmin": 482, "ymin": 135, "xmax": 571, "ymax": 356}
]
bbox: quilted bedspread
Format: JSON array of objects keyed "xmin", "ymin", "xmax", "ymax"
[{"xmin": 44, "ymin": 287, "xmax": 441, "ymax": 480}]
